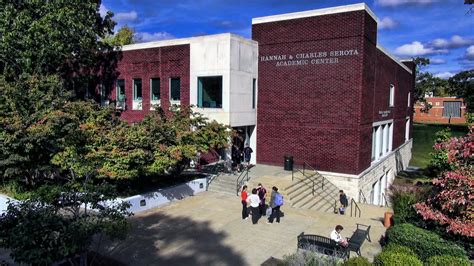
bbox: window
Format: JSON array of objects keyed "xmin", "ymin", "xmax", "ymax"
[
  {"xmin": 197, "ymin": 76, "xmax": 222, "ymax": 108},
  {"xmin": 170, "ymin": 77, "xmax": 180, "ymax": 102},
  {"xmin": 133, "ymin": 79, "xmax": 142, "ymax": 110},
  {"xmin": 389, "ymin": 84, "xmax": 395, "ymax": 107},
  {"xmin": 100, "ymin": 84, "xmax": 109, "ymax": 107},
  {"xmin": 407, "ymin": 92, "xmax": 411, "ymax": 107},
  {"xmin": 252, "ymin": 78, "xmax": 256, "ymax": 109},
  {"xmin": 133, "ymin": 79, "xmax": 142, "ymax": 101},
  {"xmin": 371, "ymin": 121, "xmax": 394, "ymax": 162},
  {"xmin": 116, "ymin": 80, "xmax": 125, "ymax": 102},
  {"xmin": 151, "ymin": 78, "xmax": 160, "ymax": 101},
  {"xmin": 443, "ymin": 101, "xmax": 461, "ymax": 118},
  {"xmin": 405, "ymin": 118, "xmax": 410, "ymax": 141}
]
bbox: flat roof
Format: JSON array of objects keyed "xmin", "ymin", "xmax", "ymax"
[
  {"xmin": 377, "ymin": 45, "xmax": 413, "ymax": 74},
  {"xmin": 121, "ymin": 33, "xmax": 257, "ymax": 51},
  {"xmin": 252, "ymin": 3, "xmax": 377, "ymax": 25}
]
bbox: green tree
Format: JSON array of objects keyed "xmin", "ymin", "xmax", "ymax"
[
  {"xmin": 0, "ymin": 0, "xmax": 118, "ymax": 96},
  {"xmin": 0, "ymin": 181, "xmax": 132, "ymax": 265},
  {"xmin": 103, "ymin": 25, "xmax": 137, "ymax": 46},
  {"xmin": 448, "ymin": 69, "xmax": 474, "ymax": 113}
]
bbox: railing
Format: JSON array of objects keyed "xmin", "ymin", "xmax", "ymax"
[
  {"xmin": 236, "ymin": 168, "xmax": 250, "ymax": 196},
  {"xmin": 359, "ymin": 189, "xmax": 368, "ymax": 204},
  {"xmin": 350, "ymin": 198, "xmax": 361, "ymax": 218},
  {"xmin": 333, "ymin": 200, "xmax": 338, "ymax": 214}
]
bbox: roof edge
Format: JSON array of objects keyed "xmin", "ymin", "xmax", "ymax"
[{"xmin": 376, "ymin": 44, "xmax": 413, "ymax": 74}]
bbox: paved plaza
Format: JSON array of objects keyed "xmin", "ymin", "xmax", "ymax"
[{"xmin": 100, "ymin": 167, "xmax": 392, "ymax": 266}]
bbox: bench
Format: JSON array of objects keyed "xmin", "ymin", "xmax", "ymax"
[
  {"xmin": 347, "ymin": 223, "xmax": 371, "ymax": 256},
  {"xmin": 297, "ymin": 233, "xmax": 349, "ymax": 260}
]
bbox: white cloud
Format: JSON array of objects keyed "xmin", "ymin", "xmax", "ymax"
[
  {"xmin": 99, "ymin": 4, "xmax": 109, "ymax": 18},
  {"xmin": 136, "ymin": 32, "xmax": 175, "ymax": 42},
  {"xmin": 394, "ymin": 41, "xmax": 447, "ymax": 56},
  {"xmin": 434, "ymin": 71, "xmax": 455, "ymax": 79},
  {"xmin": 376, "ymin": 0, "xmax": 435, "ymax": 7},
  {"xmin": 378, "ymin": 17, "xmax": 398, "ymax": 30},
  {"xmin": 432, "ymin": 35, "xmax": 474, "ymax": 49},
  {"xmin": 465, "ymin": 45, "xmax": 474, "ymax": 61},
  {"xmin": 429, "ymin": 58, "xmax": 446, "ymax": 64},
  {"xmin": 115, "ymin": 11, "xmax": 138, "ymax": 23}
]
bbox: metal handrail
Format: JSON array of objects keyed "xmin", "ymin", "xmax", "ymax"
[
  {"xmin": 350, "ymin": 198, "xmax": 361, "ymax": 218},
  {"xmin": 236, "ymin": 168, "xmax": 250, "ymax": 196},
  {"xmin": 359, "ymin": 189, "xmax": 368, "ymax": 204}
]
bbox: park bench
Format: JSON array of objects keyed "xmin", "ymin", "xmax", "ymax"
[
  {"xmin": 297, "ymin": 233, "xmax": 349, "ymax": 260},
  {"xmin": 347, "ymin": 223, "xmax": 371, "ymax": 256}
]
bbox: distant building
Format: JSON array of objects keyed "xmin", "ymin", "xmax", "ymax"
[{"xmin": 414, "ymin": 97, "xmax": 467, "ymax": 124}]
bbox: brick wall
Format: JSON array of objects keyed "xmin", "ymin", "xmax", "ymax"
[
  {"xmin": 253, "ymin": 10, "xmax": 414, "ymax": 175},
  {"xmin": 111, "ymin": 45, "xmax": 190, "ymax": 122}
]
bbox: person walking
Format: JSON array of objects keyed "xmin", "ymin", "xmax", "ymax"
[
  {"xmin": 267, "ymin": 186, "xmax": 283, "ymax": 224},
  {"xmin": 247, "ymin": 188, "xmax": 261, "ymax": 224},
  {"xmin": 339, "ymin": 190, "xmax": 348, "ymax": 215},
  {"xmin": 257, "ymin": 183, "xmax": 267, "ymax": 216},
  {"xmin": 241, "ymin": 185, "xmax": 249, "ymax": 220},
  {"xmin": 243, "ymin": 144, "xmax": 253, "ymax": 168}
]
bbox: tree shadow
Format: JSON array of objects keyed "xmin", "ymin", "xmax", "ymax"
[{"xmin": 97, "ymin": 212, "xmax": 247, "ymax": 266}]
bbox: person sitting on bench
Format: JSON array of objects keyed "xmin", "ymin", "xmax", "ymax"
[{"xmin": 330, "ymin": 225, "xmax": 349, "ymax": 248}]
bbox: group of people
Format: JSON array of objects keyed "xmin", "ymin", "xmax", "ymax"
[
  {"xmin": 240, "ymin": 183, "xmax": 284, "ymax": 224},
  {"xmin": 231, "ymin": 144, "xmax": 253, "ymax": 173}
]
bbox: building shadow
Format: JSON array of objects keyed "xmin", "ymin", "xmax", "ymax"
[{"xmin": 96, "ymin": 212, "xmax": 247, "ymax": 266}]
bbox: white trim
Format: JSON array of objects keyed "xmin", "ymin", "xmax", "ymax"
[
  {"xmin": 372, "ymin": 119, "xmax": 394, "ymax": 127},
  {"xmin": 252, "ymin": 3, "xmax": 377, "ymax": 24},
  {"xmin": 317, "ymin": 170, "xmax": 359, "ymax": 179},
  {"xmin": 376, "ymin": 45, "xmax": 412, "ymax": 74},
  {"xmin": 121, "ymin": 33, "xmax": 257, "ymax": 51}
]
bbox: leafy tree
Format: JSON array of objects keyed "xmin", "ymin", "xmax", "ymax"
[
  {"xmin": 0, "ymin": 0, "xmax": 118, "ymax": 96},
  {"xmin": 448, "ymin": 69, "xmax": 474, "ymax": 113},
  {"xmin": 413, "ymin": 57, "xmax": 432, "ymax": 105},
  {"xmin": 103, "ymin": 25, "xmax": 137, "ymax": 46},
  {"xmin": 0, "ymin": 181, "xmax": 132, "ymax": 265}
]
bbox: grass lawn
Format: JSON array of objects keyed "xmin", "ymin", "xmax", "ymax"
[{"xmin": 411, "ymin": 123, "xmax": 468, "ymax": 169}]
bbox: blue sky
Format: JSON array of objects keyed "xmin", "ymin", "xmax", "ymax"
[{"xmin": 101, "ymin": 0, "xmax": 474, "ymax": 78}]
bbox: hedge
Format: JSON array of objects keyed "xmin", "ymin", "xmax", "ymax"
[
  {"xmin": 425, "ymin": 255, "xmax": 471, "ymax": 266},
  {"xmin": 382, "ymin": 244, "xmax": 417, "ymax": 258},
  {"xmin": 373, "ymin": 251, "xmax": 422, "ymax": 266},
  {"xmin": 342, "ymin": 256, "xmax": 371, "ymax": 266},
  {"xmin": 385, "ymin": 223, "xmax": 467, "ymax": 262}
]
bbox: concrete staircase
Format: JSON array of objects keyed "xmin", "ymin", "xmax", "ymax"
[
  {"xmin": 207, "ymin": 173, "xmax": 240, "ymax": 195},
  {"xmin": 284, "ymin": 168, "xmax": 341, "ymax": 213}
]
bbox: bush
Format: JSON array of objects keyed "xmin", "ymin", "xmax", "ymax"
[
  {"xmin": 373, "ymin": 251, "xmax": 422, "ymax": 266},
  {"xmin": 382, "ymin": 244, "xmax": 417, "ymax": 258},
  {"xmin": 425, "ymin": 255, "xmax": 471, "ymax": 266},
  {"xmin": 385, "ymin": 223, "xmax": 467, "ymax": 262},
  {"xmin": 342, "ymin": 256, "xmax": 371, "ymax": 266},
  {"xmin": 389, "ymin": 185, "xmax": 425, "ymax": 225},
  {"xmin": 282, "ymin": 251, "xmax": 339, "ymax": 266}
]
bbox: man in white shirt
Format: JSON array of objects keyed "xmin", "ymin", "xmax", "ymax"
[
  {"xmin": 330, "ymin": 225, "xmax": 349, "ymax": 247},
  {"xmin": 246, "ymin": 188, "xmax": 261, "ymax": 224}
]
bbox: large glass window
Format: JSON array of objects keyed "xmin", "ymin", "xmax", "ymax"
[
  {"xmin": 198, "ymin": 76, "xmax": 222, "ymax": 108},
  {"xmin": 252, "ymin": 78, "xmax": 256, "ymax": 109},
  {"xmin": 116, "ymin": 80, "xmax": 125, "ymax": 102},
  {"xmin": 133, "ymin": 79, "xmax": 142, "ymax": 101},
  {"xmin": 151, "ymin": 78, "xmax": 160, "ymax": 101},
  {"xmin": 170, "ymin": 77, "xmax": 180, "ymax": 102}
]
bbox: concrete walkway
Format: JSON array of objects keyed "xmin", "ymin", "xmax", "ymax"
[{"xmin": 100, "ymin": 165, "xmax": 391, "ymax": 266}]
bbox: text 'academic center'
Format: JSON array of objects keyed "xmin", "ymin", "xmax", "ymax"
[{"xmin": 106, "ymin": 3, "xmax": 415, "ymax": 204}]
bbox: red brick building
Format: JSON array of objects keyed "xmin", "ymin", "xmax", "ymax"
[
  {"xmin": 108, "ymin": 3, "xmax": 414, "ymax": 204},
  {"xmin": 414, "ymin": 97, "xmax": 467, "ymax": 124}
]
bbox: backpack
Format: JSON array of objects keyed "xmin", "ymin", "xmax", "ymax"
[{"xmin": 274, "ymin": 193, "xmax": 284, "ymax": 206}]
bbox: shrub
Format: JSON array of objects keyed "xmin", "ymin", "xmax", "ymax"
[
  {"xmin": 282, "ymin": 251, "xmax": 339, "ymax": 266},
  {"xmin": 425, "ymin": 255, "xmax": 471, "ymax": 266},
  {"xmin": 342, "ymin": 256, "xmax": 371, "ymax": 266},
  {"xmin": 385, "ymin": 223, "xmax": 467, "ymax": 262},
  {"xmin": 373, "ymin": 251, "xmax": 422, "ymax": 266},
  {"xmin": 389, "ymin": 185, "xmax": 425, "ymax": 225},
  {"xmin": 382, "ymin": 244, "xmax": 417, "ymax": 258}
]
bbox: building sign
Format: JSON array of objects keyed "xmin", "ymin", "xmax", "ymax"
[
  {"xmin": 379, "ymin": 110, "xmax": 391, "ymax": 117},
  {"xmin": 260, "ymin": 49, "xmax": 359, "ymax": 67}
]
